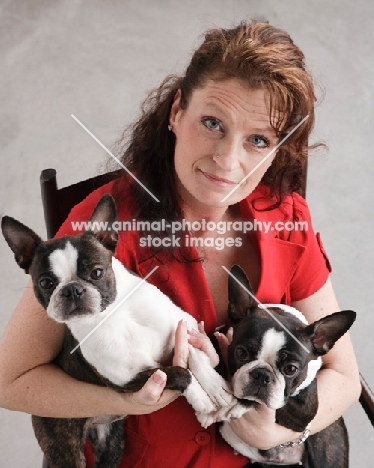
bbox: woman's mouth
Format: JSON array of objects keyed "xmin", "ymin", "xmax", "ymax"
[{"xmin": 200, "ymin": 170, "xmax": 237, "ymax": 186}]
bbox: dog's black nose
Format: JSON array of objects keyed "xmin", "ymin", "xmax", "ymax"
[
  {"xmin": 61, "ymin": 282, "xmax": 85, "ymax": 301},
  {"xmin": 251, "ymin": 368, "xmax": 274, "ymax": 387}
]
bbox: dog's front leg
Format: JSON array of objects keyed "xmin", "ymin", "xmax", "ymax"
[
  {"xmin": 188, "ymin": 346, "xmax": 235, "ymax": 407},
  {"xmin": 187, "ymin": 347, "xmax": 251, "ymax": 427},
  {"xmin": 115, "ymin": 365, "xmax": 216, "ymax": 416},
  {"xmin": 183, "ymin": 372, "xmax": 220, "ymax": 417}
]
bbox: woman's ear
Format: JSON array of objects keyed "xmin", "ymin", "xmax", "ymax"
[{"xmin": 169, "ymin": 89, "xmax": 182, "ymax": 132}]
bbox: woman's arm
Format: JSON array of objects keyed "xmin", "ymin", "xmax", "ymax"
[
  {"xmin": 226, "ymin": 278, "xmax": 361, "ymax": 450},
  {"xmin": 0, "ymin": 280, "xmax": 180, "ymax": 418}
]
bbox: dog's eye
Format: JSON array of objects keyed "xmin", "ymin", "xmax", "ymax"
[
  {"xmin": 283, "ymin": 364, "xmax": 299, "ymax": 376},
  {"xmin": 235, "ymin": 346, "xmax": 249, "ymax": 362},
  {"xmin": 39, "ymin": 278, "xmax": 54, "ymax": 290},
  {"xmin": 91, "ymin": 268, "xmax": 104, "ymax": 280}
]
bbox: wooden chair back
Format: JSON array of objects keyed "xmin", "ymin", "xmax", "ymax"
[{"xmin": 40, "ymin": 168, "xmax": 122, "ymax": 239}]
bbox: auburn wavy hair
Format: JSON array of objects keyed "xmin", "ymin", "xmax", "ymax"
[{"xmin": 113, "ymin": 20, "xmax": 317, "ymax": 223}]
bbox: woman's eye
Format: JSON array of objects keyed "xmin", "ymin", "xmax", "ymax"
[
  {"xmin": 250, "ymin": 135, "xmax": 269, "ymax": 148},
  {"xmin": 202, "ymin": 117, "xmax": 222, "ymax": 132}
]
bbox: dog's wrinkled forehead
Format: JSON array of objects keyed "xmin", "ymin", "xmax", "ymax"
[
  {"xmin": 233, "ymin": 309, "xmax": 304, "ymax": 362},
  {"xmin": 30, "ymin": 233, "xmax": 111, "ymax": 280},
  {"xmin": 241, "ymin": 326, "xmax": 286, "ymax": 364},
  {"xmin": 257, "ymin": 328, "xmax": 286, "ymax": 362},
  {"xmin": 234, "ymin": 311, "xmax": 278, "ymax": 344},
  {"xmin": 49, "ymin": 241, "xmax": 78, "ymax": 281}
]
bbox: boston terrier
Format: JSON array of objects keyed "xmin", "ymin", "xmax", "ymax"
[
  {"xmin": 218, "ymin": 265, "xmax": 356, "ymax": 467},
  {"xmin": 1, "ymin": 194, "xmax": 238, "ymax": 468}
]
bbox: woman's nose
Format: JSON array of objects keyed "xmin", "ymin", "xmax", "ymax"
[{"xmin": 212, "ymin": 136, "xmax": 242, "ymax": 171}]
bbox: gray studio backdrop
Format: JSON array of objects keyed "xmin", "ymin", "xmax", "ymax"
[{"xmin": 0, "ymin": 1, "xmax": 373, "ymax": 466}]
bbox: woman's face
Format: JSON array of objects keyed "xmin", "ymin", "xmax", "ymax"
[{"xmin": 170, "ymin": 79, "xmax": 279, "ymax": 211}]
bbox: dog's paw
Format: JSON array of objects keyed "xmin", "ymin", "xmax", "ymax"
[
  {"xmin": 196, "ymin": 401, "xmax": 250, "ymax": 428},
  {"xmin": 195, "ymin": 405, "xmax": 237, "ymax": 428},
  {"xmin": 183, "ymin": 376, "xmax": 217, "ymax": 414},
  {"xmin": 195, "ymin": 410, "xmax": 218, "ymax": 428},
  {"xmin": 188, "ymin": 348, "xmax": 235, "ymax": 408},
  {"xmin": 192, "ymin": 393, "xmax": 217, "ymax": 414},
  {"xmin": 225, "ymin": 402, "xmax": 249, "ymax": 420},
  {"xmin": 204, "ymin": 381, "xmax": 236, "ymax": 408}
]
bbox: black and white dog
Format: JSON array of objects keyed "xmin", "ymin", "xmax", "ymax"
[
  {"xmin": 1, "ymin": 194, "xmax": 239, "ymax": 468},
  {"xmin": 218, "ymin": 265, "xmax": 356, "ymax": 467}
]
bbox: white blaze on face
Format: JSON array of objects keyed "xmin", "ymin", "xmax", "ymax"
[
  {"xmin": 232, "ymin": 328, "xmax": 287, "ymax": 409},
  {"xmin": 47, "ymin": 242, "xmax": 79, "ymax": 321},
  {"xmin": 49, "ymin": 241, "xmax": 78, "ymax": 281},
  {"xmin": 264, "ymin": 304, "xmax": 322, "ymax": 396},
  {"xmin": 258, "ymin": 329, "xmax": 285, "ymax": 364}
]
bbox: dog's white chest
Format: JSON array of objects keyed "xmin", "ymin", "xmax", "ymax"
[{"xmin": 68, "ymin": 258, "xmax": 195, "ymax": 385}]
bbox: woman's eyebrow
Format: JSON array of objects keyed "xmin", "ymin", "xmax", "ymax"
[{"xmin": 202, "ymin": 101, "xmax": 276, "ymax": 135}]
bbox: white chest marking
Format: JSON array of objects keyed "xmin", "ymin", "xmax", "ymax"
[{"xmin": 49, "ymin": 242, "xmax": 78, "ymax": 281}]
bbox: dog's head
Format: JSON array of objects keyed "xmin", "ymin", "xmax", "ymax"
[
  {"xmin": 226, "ymin": 265, "xmax": 356, "ymax": 409},
  {"xmin": 2, "ymin": 194, "xmax": 119, "ymax": 323}
]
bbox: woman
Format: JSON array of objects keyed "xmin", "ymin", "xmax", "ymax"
[{"xmin": 0, "ymin": 20, "xmax": 360, "ymax": 467}]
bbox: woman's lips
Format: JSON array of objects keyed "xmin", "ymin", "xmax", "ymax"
[{"xmin": 200, "ymin": 170, "xmax": 237, "ymax": 186}]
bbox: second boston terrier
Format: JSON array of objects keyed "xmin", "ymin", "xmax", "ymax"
[
  {"xmin": 1, "ymin": 194, "xmax": 239, "ymax": 468},
  {"xmin": 218, "ymin": 265, "xmax": 356, "ymax": 467}
]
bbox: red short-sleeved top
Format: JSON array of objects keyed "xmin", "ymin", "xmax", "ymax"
[{"xmin": 56, "ymin": 180, "xmax": 331, "ymax": 468}]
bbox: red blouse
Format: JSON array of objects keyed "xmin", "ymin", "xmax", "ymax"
[{"xmin": 56, "ymin": 180, "xmax": 331, "ymax": 468}]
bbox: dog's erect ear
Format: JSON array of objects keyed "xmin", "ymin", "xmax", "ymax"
[
  {"xmin": 304, "ymin": 310, "xmax": 356, "ymax": 356},
  {"xmin": 1, "ymin": 216, "xmax": 42, "ymax": 273},
  {"xmin": 88, "ymin": 194, "xmax": 118, "ymax": 252},
  {"xmin": 228, "ymin": 265, "xmax": 258, "ymax": 323}
]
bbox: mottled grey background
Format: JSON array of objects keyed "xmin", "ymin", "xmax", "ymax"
[{"xmin": 0, "ymin": 1, "xmax": 373, "ymax": 466}]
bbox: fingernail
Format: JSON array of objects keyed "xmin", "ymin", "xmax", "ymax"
[
  {"xmin": 153, "ymin": 369, "xmax": 166, "ymax": 385},
  {"xmin": 188, "ymin": 328, "xmax": 199, "ymax": 336}
]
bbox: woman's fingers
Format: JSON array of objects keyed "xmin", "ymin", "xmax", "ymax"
[
  {"xmin": 214, "ymin": 327, "xmax": 233, "ymax": 368},
  {"xmin": 188, "ymin": 321, "xmax": 220, "ymax": 367},
  {"xmin": 173, "ymin": 320, "xmax": 189, "ymax": 368},
  {"xmin": 173, "ymin": 320, "xmax": 220, "ymax": 368},
  {"xmin": 127, "ymin": 370, "xmax": 180, "ymax": 413},
  {"xmin": 137, "ymin": 369, "xmax": 167, "ymax": 403}
]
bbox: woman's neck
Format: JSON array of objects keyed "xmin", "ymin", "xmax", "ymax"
[{"xmin": 181, "ymin": 200, "xmax": 241, "ymax": 238}]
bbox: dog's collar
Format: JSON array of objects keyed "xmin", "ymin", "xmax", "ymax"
[{"xmin": 261, "ymin": 303, "xmax": 309, "ymax": 325}]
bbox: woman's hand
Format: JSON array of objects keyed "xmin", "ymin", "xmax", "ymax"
[
  {"xmin": 228, "ymin": 404, "xmax": 303, "ymax": 451},
  {"xmin": 186, "ymin": 321, "xmax": 220, "ymax": 367},
  {"xmin": 214, "ymin": 327, "xmax": 233, "ymax": 368},
  {"xmin": 120, "ymin": 370, "xmax": 181, "ymax": 415},
  {"xmin": 120, "ymin": 319, "xmax": 215, "ymax": 415}
]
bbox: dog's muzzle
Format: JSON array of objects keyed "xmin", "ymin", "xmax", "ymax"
[
  {"xmin": 251, "ymin": 367, "xmax": 274, "ymax": 387},
  {"xmin": 61, "ymin": 282, "xmax": 85, "ymax": 302}
]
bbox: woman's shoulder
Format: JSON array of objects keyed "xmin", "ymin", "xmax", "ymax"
[{"xmin": 246, "ymin": 183, "xmax": 311, "ymax": 222}]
